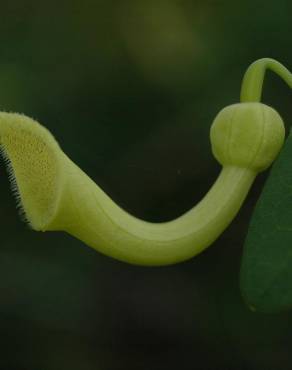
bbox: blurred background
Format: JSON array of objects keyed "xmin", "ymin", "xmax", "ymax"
[{"xmin": 0, "ymin": 1, "xmax": 292, "ymax": 369}]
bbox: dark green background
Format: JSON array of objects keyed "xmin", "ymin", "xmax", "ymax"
[{"xmin": 0, "ymin": 1, "xmax": 292, "ymax": 369}]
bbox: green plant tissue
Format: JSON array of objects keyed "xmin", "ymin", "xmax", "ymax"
[{"xmin": 241, "ymin": 130, "xmax": 292, "ymax": 313}]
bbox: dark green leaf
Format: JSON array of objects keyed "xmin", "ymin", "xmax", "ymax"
[{"xmin": 241, "ymin": 131, "xmax": 292, "ymax": 313}]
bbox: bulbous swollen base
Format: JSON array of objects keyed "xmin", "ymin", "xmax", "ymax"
[{"xmin": 210, "ymin": 102, "xmax": 285, "ymax": 172}]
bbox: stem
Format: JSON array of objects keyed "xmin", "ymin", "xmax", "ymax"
[
  {"xmin": 48, "ymin": 157, "xmax": 256, "ymax": 265},
  {"xmin": 240, "ymin": 58, "xmax": 292, "ymax": 102}
]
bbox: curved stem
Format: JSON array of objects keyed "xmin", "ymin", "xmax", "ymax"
[
  {"xmin": 240, "ymin": 58, "xmax": 292, "ymax": 102},
  {"xmin": 47, "ymin": 156, "xmax": 256, "ymax": 265}
]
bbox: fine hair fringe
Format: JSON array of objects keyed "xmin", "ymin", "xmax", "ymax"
[{"xmin": 0, "ymin": 145, "xmax": 31, "ymax": 227}]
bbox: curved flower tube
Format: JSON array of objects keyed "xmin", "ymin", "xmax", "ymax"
[{"xmin": 0, "ymin": 58, "xmax": 288, "ymax": 265}]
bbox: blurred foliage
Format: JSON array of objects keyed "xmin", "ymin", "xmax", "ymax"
[{"xmin": 0, "ymin": 1, "xmax": 292, "ymax": 369}]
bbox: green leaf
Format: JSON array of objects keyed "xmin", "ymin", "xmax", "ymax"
[{"xmin": 240, "ymin": 131, "xmax": 292, "ymax": 313}]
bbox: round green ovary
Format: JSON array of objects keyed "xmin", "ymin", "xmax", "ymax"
[{"xmin": 210, "ymin": 103, "xmax": 285, "ymax": 172}]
